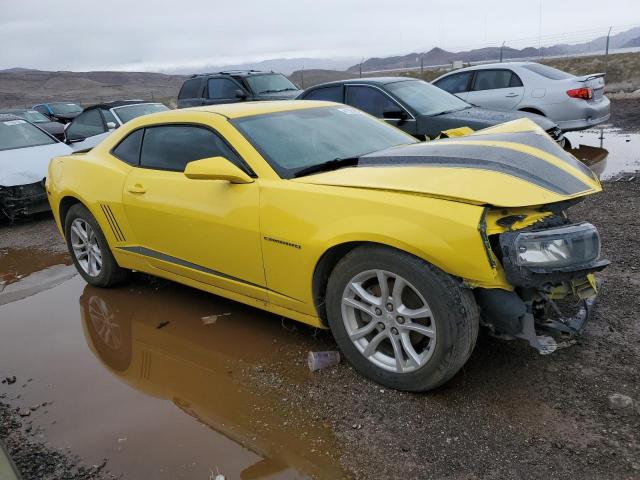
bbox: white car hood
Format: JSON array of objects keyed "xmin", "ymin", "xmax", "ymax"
[{"xmin": 0, "ymin": 142, "xmax": 72, "ymax": 187}]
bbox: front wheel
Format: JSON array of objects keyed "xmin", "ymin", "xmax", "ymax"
[
  {"xmin": 64, "ymin": 203, "xmax": 128, "ymax": 287},
  {"xmin": 325, "ymin": 245, "xmax": 479, "ymax": 392}
]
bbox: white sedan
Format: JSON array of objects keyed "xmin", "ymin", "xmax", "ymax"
[
  {"xmin": 65, "ymin": 101, "xmax": 169, "ymax": 151},
  {"xmin": 0, "ymin": 114, "xmax": 72, "ymax": 219},
  {"xmin": 432, "ymin": 62, "xmax": 610, "ymax": 131}
]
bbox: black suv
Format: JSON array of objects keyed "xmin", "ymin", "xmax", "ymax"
[{"xmin": 177, "ymin": 70, "xmax": 302, "ymax": 108}]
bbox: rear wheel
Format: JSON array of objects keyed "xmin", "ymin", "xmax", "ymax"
[
  {"xmin": 64, "ymin": 204, "xmax": 128, "ymax": 287},
  {"xmin": 326, "ymin": 245, "xmax": 479, "ymax": 392}
]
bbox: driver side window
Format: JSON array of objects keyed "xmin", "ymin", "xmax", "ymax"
[
  {"xmin": 346, "ymin": 86, "xmax": 399, "ymax": 118},
  {"xmin": 66, "ymin": 110, "xmax": 106, "ymax": 140},
  {"xmin": 139, "ymin": 125, "xmax": 241, "ymax": 172}
]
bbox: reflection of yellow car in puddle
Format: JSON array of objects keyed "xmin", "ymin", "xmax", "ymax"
[
  {"xmin": 49, "ymin": 101, "xmax": 609, "ymax": 391},
  {"xmin": 79, "ymin": 283, "xmax": 346, "ymax": 479}
]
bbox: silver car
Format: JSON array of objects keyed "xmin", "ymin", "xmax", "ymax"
[
  {"xmin": 65, "ymin": 101, "xmax": 169, "ymax": 151},
  {"xmin": 432, "ymin": 62, "xmax": 610, "ymax": 131}
]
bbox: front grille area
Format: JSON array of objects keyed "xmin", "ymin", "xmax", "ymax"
[{"xmin": 0, "ymin": 180, "xmax": 49, "ymax": 219}]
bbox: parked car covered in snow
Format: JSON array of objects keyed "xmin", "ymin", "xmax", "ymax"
[
  {"xmin": 0, "ymin": 108, "xmax": 65, "ymax": 140},
  {"xmin": 432, "ymin": 62, "xmax": 610, "ymax": 131},
  {"xmin": 0, "ymin": 114, "xmax": 71, "ymax": 219},
  {"xmin": 65, "ymin": 100, "xmax": 169, "ymax": 152}
]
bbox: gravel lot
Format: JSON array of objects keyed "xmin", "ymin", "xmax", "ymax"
[{"xmin": 1, "ymin": 103, "xmax": 639, "ymax": 479}]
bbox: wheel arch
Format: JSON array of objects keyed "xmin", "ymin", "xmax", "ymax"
[
  {"xmin": 312, "ymin": 240, "xmax": 447, "ymax": 326},
  {"xmin": 518, "ymin": 106, "xmax": 546, "ymax": 117}
]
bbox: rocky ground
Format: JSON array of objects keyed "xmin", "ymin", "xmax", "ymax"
[
  {"xmin": 610, "ymin": 98, "xmax": 640, "ymax": 133},
  {"xmin": 0, "ymin": 101, "xmax": 639, "ymax": 479},
  {"xmin": 249, "ymin": 178, "xmax": 640, "ymax": 479}
]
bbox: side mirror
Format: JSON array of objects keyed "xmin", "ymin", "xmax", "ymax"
[
  {"xmin": 65, "ymin": 133, "xmax": 86, "ymax": 144},
  {"xmin": 383, "ymin": 108, "xmax": 408, "ymax": 120},
  {"xmin": 184, "ymin": 156, "xmax": 254, "ymax": 184},
  {"xmin": 234, "ymin": 89, "xmax": 248, "ymax": 99},
  {"xmin": 106, "ymin": 122, "xmax": 117, "ymax": 131}
]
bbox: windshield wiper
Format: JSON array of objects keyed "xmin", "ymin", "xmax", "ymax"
[{"xmin": 293, "ymin": 157, "xmax": 359, "ymax": 178}]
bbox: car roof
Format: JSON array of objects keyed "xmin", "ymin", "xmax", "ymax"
[
  {"xmin": 441, "ymin": 61, "xmax": 535, "ymax": 75},
  {"xmin": 189, "ymin": 70, "xmax": 278, "ymax": 79},
  {"xmin": 309, "ymin": 77, "xmax": 416, "ymax": 89},
  {"xmin": 83, "ymin": 100, "xmax": 148, "ymax": 111},
  {"xmin": 0, "ymin": 113, "xmax": 22, "ymax": 122},
  {"xmin": 132, "ymin": 100, "xmax": 336, "ymax": 122}
]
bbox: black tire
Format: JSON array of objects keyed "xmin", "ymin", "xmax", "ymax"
[
  {"xmin": 64, "ymin": 203, "xmax": 128, "ymax": 287},
  {"xmin": 326, "ymin": 245, "xmax": 479, "ymax": 392}
]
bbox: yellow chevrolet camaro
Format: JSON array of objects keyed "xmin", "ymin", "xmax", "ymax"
[{"xmin": 47, "ymin": 100, "xmax": 608, "ymax": 391}]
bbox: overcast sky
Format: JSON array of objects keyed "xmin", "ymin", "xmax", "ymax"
[{"xmin": 1, "ymin": 0, "xmax": 638, "ymax": 72}]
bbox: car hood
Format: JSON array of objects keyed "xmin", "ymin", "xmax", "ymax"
[
  {"xmin": 437, "ymin": 106, "xmax": 557, "ymax": 131},
  {"xmin": 293, "ymin": 119, "xmax": 600, "ymax": 208},
  {"xmin": 0, "ymin": 142, "xmax": 72, "ymax": 187}
]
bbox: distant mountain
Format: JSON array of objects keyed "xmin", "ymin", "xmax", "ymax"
[
  {"xmin": 164, "ymin": 57, "xmax": 359, "ymax": 76},
  {"xmin": 349, "ymin": 26, "xmax": 640, "ymax": 72},
  {"xmin": 623, "ymin": 36, "xmax": 640, "ymax": 48}
]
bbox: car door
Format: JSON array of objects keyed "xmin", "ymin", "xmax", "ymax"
[
  {"xmin": 65, "ymin": 109, "xmax": 109, "ymax": 151},
  {"xmin": 466, "ymin": 69, "xmax": 524, "ymax": 110},
  {"xmin": 345, "ymin": 85, "xmax": 417, "ymax": 136},
  {"xmin": 203, "ymin": 78, "xmax": 248, "ymax": 105},
  {"xmin": 433, "ymin": 71, "xmax": 473, "ymax": 101},
  {"xmin": 120, "ymin": 123, "xmax": 266, "ymax": 301}
]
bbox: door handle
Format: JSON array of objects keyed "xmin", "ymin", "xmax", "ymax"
[
  {"xmin": 505, "ymin": 93, "xmax": 519, "ymax": 98},
  {"xmin": 127, "ymin": 184, "xmax": 146, "ymax": 194}
]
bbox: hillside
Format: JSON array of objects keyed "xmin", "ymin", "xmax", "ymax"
[
  {"xmin": 348, "ymin": 26, "xmax": 640, "ymax": 73},
  {"xmin": 0, "ymin": 70, "xmax": 187, "ymax": 109}
]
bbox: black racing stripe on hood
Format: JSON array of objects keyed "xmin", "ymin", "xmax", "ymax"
[
  {"xmin": 443, "ymin": 132, "xmax": 597, "ymax": 180},
  {"xmin": 360, "ymin": 144, "xmax": 591, "ymax": 196}
]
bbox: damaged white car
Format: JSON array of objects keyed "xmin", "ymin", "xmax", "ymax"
[{"xmin": 0, "ymin": 114, "xmax": 72, "ymax": 219}]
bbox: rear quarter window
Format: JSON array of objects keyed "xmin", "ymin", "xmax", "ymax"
[
  {"xmin": 522, "ymin": 63, "xmax": 574, "ymax": 80},
  {"xmin": 178, "ymin": 79, "xmax": 203, "ymax": 99},
  {"xmin": 302, "ymin": 86, "xmax": 343, "ymax": 102}
]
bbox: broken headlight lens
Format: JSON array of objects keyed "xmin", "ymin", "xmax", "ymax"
[{"xmin": 513, "ymin": 222, "xmax": 600, "ymax": 268}]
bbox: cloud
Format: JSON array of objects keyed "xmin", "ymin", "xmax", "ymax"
[{"xmin": 0, "ymin": 0, "xmax": 636, "ymax": 72}]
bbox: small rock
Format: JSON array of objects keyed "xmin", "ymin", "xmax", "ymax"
[
  {"xmin": 5, "ymin": 376, "xmax": 16, "ymax": 385},
  {"xmin": 18, "ymin": 408, "xmax": 31, "ymax": 417},
  {"xmin": 608, "ymin": 393, "xmax": 633, "ymax": 410}
]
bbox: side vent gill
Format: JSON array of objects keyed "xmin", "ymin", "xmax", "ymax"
[{"xmin": 100, "ymin": 204, "xmax": 126, "ymax": 242}]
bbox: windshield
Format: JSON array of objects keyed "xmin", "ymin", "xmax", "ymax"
[
  {"xmin": 522, "ymin": 63, "xmax": 574, "ymax": 80},
  {"xmin": 387, "ymin": 80, "xmax": 470, "ymax": 116},
  {"xmin": 0, "ymin": 119, "xmax": 55, "ymax": 151},
  {"xmin": 232, "ymin": 106, "xmax": 417, "ymax": 178},
  {"xmin": 50, "ymin": 103, "xmax": 83, "ymax": 115},
  {"xmin": 245, "ymin": 74, "xmax": 298, "ymax": 95},
  {"xmin": 112, "ymin": 103, "xmax": 169, "ymax": 123}
]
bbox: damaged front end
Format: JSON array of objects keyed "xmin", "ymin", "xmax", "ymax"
[
  {"xmin": 475, "ymin": 206, "xmax": 609, "ymax": 354},
  {"xmin": 0, "ymin": 180, "xmax": 50, "ymax": 220}
]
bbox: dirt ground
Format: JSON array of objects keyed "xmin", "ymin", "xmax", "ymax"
[
  {"xmin": 610, "ymin": 98, "xmax": 640, "ymax": 133},
  {"xmin": 1, "ymin": 102, "xmax": 639, "ymax": 479}
]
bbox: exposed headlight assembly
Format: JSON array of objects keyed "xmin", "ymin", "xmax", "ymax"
[{"xmin": 499, "ymin": 222, "xmax": 608, "ymax": 287}]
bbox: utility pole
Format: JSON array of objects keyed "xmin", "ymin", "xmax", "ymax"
[
  {"xmin": 359, "ymin": 58, "xmax": 364, "ymax": 78},
  {"xmin": 500, "ymin": 41, "xmax": 505, "ymax": 62},
  {"xmin": 420, "ymin": 54, "xmax": 424, "ymax": 76},
  {"xmin": 301, "ymin": 66, "xmax": 305, "ymax": 89},
  {"xmin": 604, "ymin": 26, "xmax": 612, "ymax": 74}
]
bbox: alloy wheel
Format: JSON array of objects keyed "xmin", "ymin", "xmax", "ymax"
[
  {"xmin": 341, "ymin": 269, "xmax": 437, "ymax": 373},
  {"xmin": 70, "ymin": 218, "xmax": 103, "ymax": 278}
]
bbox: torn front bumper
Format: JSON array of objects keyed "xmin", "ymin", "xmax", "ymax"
[
  {"xmin": 475, "ymin": 275, "xmax": 601, "ymax": 355},
  {"xmin": 0, "ymin": 180, "xmax": 50, "ymax": 219}
]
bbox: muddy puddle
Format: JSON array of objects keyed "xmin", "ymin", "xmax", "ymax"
[
  {"xmin": 566, "ymin": 128, "xmax": 640, "ymax": 179},
  {"xmin": 0, "ymin": 248, "xmax": 347, "ymax": 479}
]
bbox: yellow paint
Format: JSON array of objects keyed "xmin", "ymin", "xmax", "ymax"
[{"xmin": 47, "ymin": 102, "xmax": 601, "ymax": 329}]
